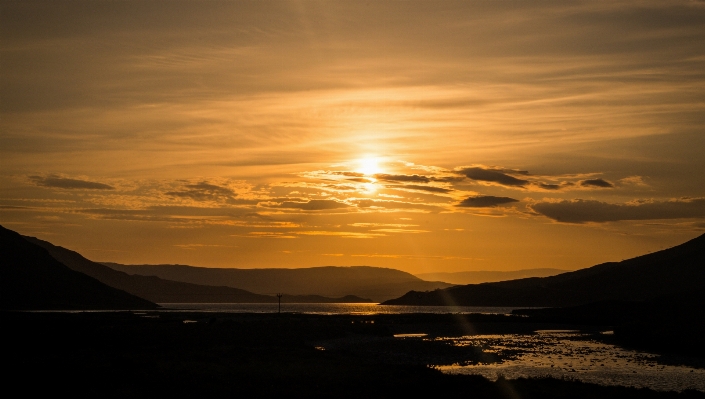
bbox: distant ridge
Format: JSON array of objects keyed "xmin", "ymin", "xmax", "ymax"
[
  {"xmin": 104, "ymin": 263, "xmax": 454, "ymax": 302},
  {"xmin": 415, "ymin": 268, "xmax": 567, "ymax": 285},
  {"xmin": 382, "ymin": 233, "xmax": 705, "ymax": 307},
  {"xmin": 0, "ymin": 225, "xmax": 156, "ymax": 310},
  {"xmin": 25, "ymin": 236, "xmax": 372, "ymax": 304}
]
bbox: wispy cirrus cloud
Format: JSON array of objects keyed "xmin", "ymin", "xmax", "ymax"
[
  {"xmin": 374, "ymin": 173, "xmax": 432, "ymax": 183},
  {"xmin": 264, "ymin": 199, "xmax": 351, "ymax": 211},
  {"xmin": 295, "ymin": 230, "xmax": 386, "ymax": 239},
  {"xmin": 165, "ymin": 182, "xmax": 237, "ymax": 201},
  {"xmin": 174, "ymin": 243, "xmax": 235, "ymax": 250},
  {"xmin": 371, "ymin": 228, "xmax": 430, "ymax": 234},
  {"xmin": 386, "ymin": 184, "xmax": 454, "ymax": 194},
  {"xmin": 348, "ymin": 223, "xmax": 418, "ymax": 228},
  {"xmin": 243, "ymin": 232, "xmax": 297, "ymax": 239}
]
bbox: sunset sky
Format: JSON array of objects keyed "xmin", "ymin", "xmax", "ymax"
[{"xmin": 1, "ymin": 1, "xmax": 704, "ymax": 274}]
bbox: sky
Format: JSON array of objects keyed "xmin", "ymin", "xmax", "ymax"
[{"xmin": 1, "ymin": 0, "xmax": 704, "ymax": 275}]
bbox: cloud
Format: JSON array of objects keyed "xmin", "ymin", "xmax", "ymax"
[
  {"xmin": 371, "ymin": 228, "xmax": 430, "ymax": 233},
  {"xmin": 458, "ymin": 167, "xmax": 528, "ymax": 187},
  {"xmin": 534, "ymin": 182, "xmax": 575, "ymax": 191},
  {"xmin": 330, "ymin": 171, "xmax": 365, "ymax": 177},
  {"xmin": 580, "ymin": 179, "xmax": 614, "ymax": 188},
  {"xmin": 72, "ymin": 205, "xmax": 267, "ymax": 224},
  {"xmin": 531, "ymin": 198, "xmax": 705, "ymax": 223},
  {"xmin": 245, "ymin": 232, "xmax": 297, "ymax": 239},
  {"xmin": 456, "ymin": 195, "xmax": 519, "ymax": 208},
  {"xmin": 165, "ymin": 182, "xmax": 236, "ymax": 201},
  {"xmin": 352, "ymin": 198, "xmax": 441, "ymax": 211},
  {"xmin": 619, "ymin": 176, "xmax": 648, "ymax": 187},
  {"xmin": 374, "ymin": 173, "xmax": 431, "ymax": 183},
  {"xmin": 174, "ymin": 243, "xmax": 233, "ymax": 250},
  {"xmin": 295, "ymin": 231, "xmax": 385, "ymax": 239},
  {"xmin": 0, "ymin": 205, "xmax": 33, "ymax": 210},
  {"xmin": 270, "ymin": 199, "xmax": 350, "ymax": 211},
  {"xmin": 349, "ymin": 223, "xmax": 417, "ymax": 228},
  {"xmin": 29, "ymin": 175, "xmax": 114, "ymax": 190},
  {"xmin": 387, "ymin": 184, "xmax": 453, "ymax": 194},
  {"xmin": 322, "ymin": 183, "xmax": 359, "ymax": 191},
  {"xmin": 537, "ymin": 183, "xmax": 560, "ymax": 190},
  {"xmin": 349, "ymin": 253, "xmax": 473, "ymax": 260},
  {"xmin": 75, "ymin": 208, "xmax": 179, "ymax": 222}
]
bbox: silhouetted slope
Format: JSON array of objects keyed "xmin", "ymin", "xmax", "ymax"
[
  {"xmin": 513, "ymin": 289, "xmax": 705, "ymax": 356},
  {"xmin": 383, "ymin": 233, "xmax": 705, "ymax": 306},
  {"xmin": 25, "ymin": 236, "xmax": 372, "ymax": 303},
  {"xmin": 104, "ymin": 263, "xmax": 453, "ymax": 302},
  {"xmin": 0, "ymin": 225, "xmax": 156, "ymax": 310},
  {"xmin": 415, "ymin": 268, "xmax": 568, "ymax": 285}
]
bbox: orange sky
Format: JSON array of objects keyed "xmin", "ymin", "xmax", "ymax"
[{"xmin": 1, "ymin": 1, "xmax": 704, "ymax": 274}]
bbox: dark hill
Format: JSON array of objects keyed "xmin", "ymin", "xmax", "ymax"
[
  {"xmin": 415, "ymin": 268, "xmax": 568, "ymax": 285},
  {"xmin": 103, "ymin": 263, "xmax": 453, "ymax": 302},
  {"xmin": 382, "ymin": 233, "xmax": 705, "ymax": 307},
  {"xmin": 0, "ymin": 225, "xmax": 156, "ymax": 310},
  {"xmin": 512, "ymin": 289, "xmax": 705, "ymax": 357},
  {"xmin": 25, "ymin": 236, "xmax": 372, "ymax": 304}
]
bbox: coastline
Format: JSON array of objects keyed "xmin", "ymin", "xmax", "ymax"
[{"xmin": 5, "ymin": 311, "xmax": 704, "ymax": 398}]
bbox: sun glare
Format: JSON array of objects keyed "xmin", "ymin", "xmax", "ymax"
[{"xmin": 357, "ymin": 157, "xmax": 383, "ymax": 176}]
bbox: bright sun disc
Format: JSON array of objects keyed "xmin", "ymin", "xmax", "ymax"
[{"xmin": 357, "ymin": 157, "xmax": 382, "ymax": 175}]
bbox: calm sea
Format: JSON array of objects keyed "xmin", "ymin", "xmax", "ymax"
[{"xmin": 158, "ymin": 303, "xmax": 520, "ymax": 315}]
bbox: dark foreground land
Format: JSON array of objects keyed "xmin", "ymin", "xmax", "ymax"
[{"xmin": 5, "ymin": 312, "xmax": 704, "ymax": 398}]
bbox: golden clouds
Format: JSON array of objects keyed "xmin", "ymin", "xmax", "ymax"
[{"xmin": 2, "ymin": 1, "xmax": 705, "ymax": 271}]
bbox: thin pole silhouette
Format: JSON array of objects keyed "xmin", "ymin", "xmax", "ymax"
[{"xmin": 276, "ymin": 293, "xmax": 283, "ymax": 314}]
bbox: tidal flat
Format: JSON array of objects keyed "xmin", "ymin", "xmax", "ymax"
[
  {"xmin": 437, "ymin": 331, "xmax": 705, "ymax": 392},
  {"xmin": 5, "ymin": 311, "xmax": 704, "ymax": 398}
]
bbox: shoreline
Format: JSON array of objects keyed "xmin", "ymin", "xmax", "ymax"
[{"xmin": 5, "ymin": 311, "xmax": 704, "ymax": 397}]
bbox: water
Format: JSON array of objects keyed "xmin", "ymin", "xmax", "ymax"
[
  {"xmin": 436, "ymin": 330, "xmax": 705, "ymax": 392},
  {"xmin": 158, "ymin": 302, "xmax": 521, "ymax": 315}
]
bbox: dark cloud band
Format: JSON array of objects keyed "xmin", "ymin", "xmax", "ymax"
[
  {"xmin": 29, "ymin": 175, "xmax": 114, "ymax": 190},
  {"xmin": 388, "ymin": 184, "xmax": 453, "ymax": 194},
  {"xmin": 374, "ymin": 173, "xmax": 431, "ymax": 183},
  {"xmin": 272, "ymin": 200, "xmax": 350, "ymax": 211},
  {"xmin": 532, "ymin": 198, "xmax": 705, "ymax": 223},
  {"xmin": 458, "ymin": 167, "xmax": 528, "ymax": 187},
  {"xmin": 580, "ymin": 179, "xmax": 613, "ymax": 188},
  {"xmin": 456, "ymin": 195, "xmax": 519, "ymax": 208},
  {"xmin": 165, "ymin": 182, "xmax": 236, "ymax": 201}
]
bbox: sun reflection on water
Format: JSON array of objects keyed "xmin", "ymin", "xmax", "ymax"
[{"xmin": 436, "ymin": 331, "xmax": 705, "ymax": 392}]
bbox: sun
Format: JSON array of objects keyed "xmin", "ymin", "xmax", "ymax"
[{"xmin": 357, "ymin": 157, "xmax": 383, "ymax": 176}]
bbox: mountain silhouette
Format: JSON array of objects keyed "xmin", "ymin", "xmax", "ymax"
[
  {"xmin": 25, "ymin": 236, "xmax": 372, "ymax": 304},
  {"xmin": 0, "ymin": 225, "xmax": 156, "ymax": 310},
  {"xmin": 382, "ymin": 233, "xmax": 705, "ymax": 306},
  {"xmin": 103, "ymin": 263, "xmax": 453, "ymax": 302},
  {"xmin": 415, "ymin": 268, "xmax": 568, "ymax": 285}
]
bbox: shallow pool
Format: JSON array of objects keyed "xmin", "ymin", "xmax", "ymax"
[{"xmin": 436, "ymin": 330, "xmax": 705, "ymax": 392}]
